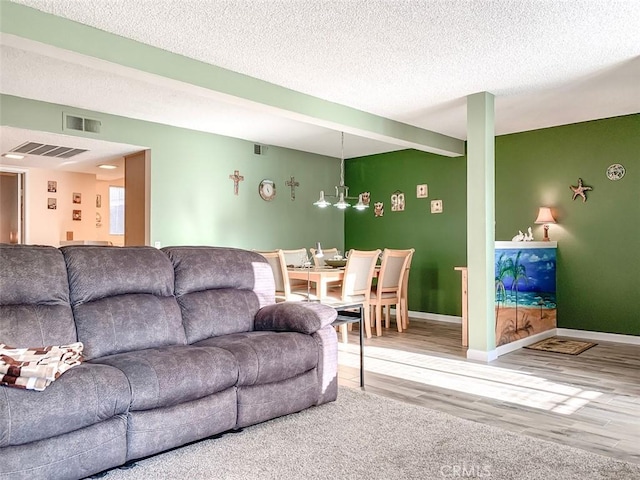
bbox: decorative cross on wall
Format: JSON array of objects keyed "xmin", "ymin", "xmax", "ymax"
[
  {"xmin": 229, "ymin": 170, "xmax": 244, "ymax": 195},
  {"xmin": 285, "ymin": 176, "xmax": 300, "ymax": 201}
]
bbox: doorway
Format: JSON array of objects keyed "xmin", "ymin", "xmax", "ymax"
[{"xmin": 0, "ymin": 170, "xmax": 25, "ymax": 244}]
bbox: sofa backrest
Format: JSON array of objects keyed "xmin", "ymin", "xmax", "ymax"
[
  {"xmin": 62, "ymin": 245, "xmax": 186, "ymax": 360},
  {"xmin": 163, "ymin": 246, "xmax": 275, "ymax": 343},
  {"xmin": 0, "ymin": 244, "xmax": 77, "ymax": 347}
]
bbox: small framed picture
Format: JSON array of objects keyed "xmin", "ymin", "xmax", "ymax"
[
  {"xmin": 73, "ymin": 192, "xmax": 82, "ymax": 204},
  {"xmin": 48, "ymin": 180, "xmax": 57, "ymax": 193},
  {"xmin": 431, "ymin": 199, "xmax": 443, "ymax": 214},
  {"xmin": 416, "ymin": 184, "xmax": 428, "ymax": 198},
  {"xmin": 391, "ymin": 191, "xmax": 405, "ymax": 212},
  {"xmin": 96, "ymin": 194, "xmax": 102, "ymax": 208},
  {"xmin": 72, "ymin": 210, "xmax": 82, "ymax": 221},
  {"xmin": 47, "ymin": 198, "xmax": 57, "ymax": 210}
]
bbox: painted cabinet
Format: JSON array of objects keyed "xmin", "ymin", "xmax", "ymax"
[{"xmin": 495, "ymin": 241, "xmax": 557, "ymax": 347}]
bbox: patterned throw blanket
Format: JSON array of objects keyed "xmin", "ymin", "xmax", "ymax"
[{"xmin": 0, "ymin": 342, "xmax": 84, "ymax": 391}]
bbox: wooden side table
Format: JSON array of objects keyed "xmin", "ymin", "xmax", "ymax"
[{"xmin": 454, "ymin": 267, "xmax": 468, "ymax": 347}]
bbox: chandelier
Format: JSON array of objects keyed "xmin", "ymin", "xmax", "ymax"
[{"xmin": 313, "ymin": 132, "xmax": 368, "ymax": 210}]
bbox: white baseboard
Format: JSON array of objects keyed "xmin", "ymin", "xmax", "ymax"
[
  {"xmin": 397, "ymin": 309, "xmax": 639, "ymax": 354},
  {"xmin": 495, "ymin": 329, "xmax": 556, "ymax": 357},
  {"xmin": 556, "ymin": 328, "xmax": 640, "ymax": 345},
  {"xmin": 394, "ymin": 309, "xmax": 461, "ymax": 324},
  {"xmin": 466, "ymin": 349, "xmax": 498, "ymax": 362}
]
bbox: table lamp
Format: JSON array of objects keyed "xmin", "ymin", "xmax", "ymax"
[{"xmin": 534, "ymin": 207, "xmax": 556, "ymax": 241}]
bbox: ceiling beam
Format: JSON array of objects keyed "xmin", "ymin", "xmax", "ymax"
[{"xmin": 0, "ymin": 2, "xmax": 465, "ymax": 157}]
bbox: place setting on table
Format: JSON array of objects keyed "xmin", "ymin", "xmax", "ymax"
[{"xmin": 323, "ymin": 258, "xmax": 347, "ymax": 268}]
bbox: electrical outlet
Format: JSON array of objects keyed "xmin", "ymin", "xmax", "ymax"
[{"xmin": 154, "ymin": 241, "xmax": 161, "ymax": 249}]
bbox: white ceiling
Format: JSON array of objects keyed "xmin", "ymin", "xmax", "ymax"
[
  {"xmin": 1, "ymin": 0, "xmax": 639, "ymax": 175},
  {"xmin": 0, "ymin": 126, "xmax": 141, "ymax": 180}
]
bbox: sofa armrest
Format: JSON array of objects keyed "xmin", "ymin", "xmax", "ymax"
[{"xmin": 254, "ymin": 302, "xmax": 337, "ymax": 334}]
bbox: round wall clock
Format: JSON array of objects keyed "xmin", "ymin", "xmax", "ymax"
[
  {"xmin": 606, "ymin": 163, "xmax": 625, "ymax": 181},
  {"xmin": 258, "ymin": 179, "xmax": 276, "ymax": 201}
]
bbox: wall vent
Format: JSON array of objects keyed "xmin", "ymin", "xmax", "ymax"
[
  {"xmin": 63, "ymin": 113, "xmax": 102, "ymax": 134},
  {"xmin": 254, "ymin": 144, "xmax": 268, "ymax": 155},
  {"xmin": 10, "ymin": 142, "xmax": 88, "ymax": 159}
]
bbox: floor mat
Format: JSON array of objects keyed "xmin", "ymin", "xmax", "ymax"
[{"xmin": 525, "ymin": 337, "xmax": 597, "ymax": 355}]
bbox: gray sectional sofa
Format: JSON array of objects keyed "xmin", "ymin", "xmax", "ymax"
[{"xmin": 0, "ymin": 244, "xmax": 339, "ymax": 480}]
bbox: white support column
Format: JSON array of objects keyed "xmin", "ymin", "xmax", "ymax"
[{"xmin": 466, "ymin": 92, "xmax": 497, "ymax": 362}]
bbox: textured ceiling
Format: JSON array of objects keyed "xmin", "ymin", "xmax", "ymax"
[{"xmin": 2, "ymin": 0, "xmax": 639, "ymax": 173}]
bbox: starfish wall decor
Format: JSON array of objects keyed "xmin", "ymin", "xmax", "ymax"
[{"xmin": 570, "ymin": 178, "xmax": 592, "ymax": 202}]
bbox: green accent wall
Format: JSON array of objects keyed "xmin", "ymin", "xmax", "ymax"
[
  {"xmin": 346, "ymin": 114, "xmax": 639, "ymax": 336},
  {"xmin": 345, "ymin": 150, "xmax": 467, "ymax": 316},
  {"xmin": 1, "ymin": 94, "xmax": 344, "ymax": 251},
  {"xmin": 495, "ymin": 114, "xmax": 639, "ymax": 335}
]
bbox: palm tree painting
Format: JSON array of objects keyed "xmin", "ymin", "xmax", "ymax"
[
  {"xmin": 495, "ymin": 253, "xmax": 510, "ymax": 321},
  {"xmin": 495, "ymin": 246, "xmax": 557, "ymax": 346}
]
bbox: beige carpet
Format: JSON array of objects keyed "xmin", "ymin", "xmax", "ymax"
[
  {"xmin": 94, "ymin": 387, "xmax": 639, "ymax": 480},
  {"xmin": 525, "ymin": 337, "xmax": 597, "ymax": 355}
]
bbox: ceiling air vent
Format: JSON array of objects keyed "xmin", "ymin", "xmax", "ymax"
[
  {"xmin": 10, "ymin": 142, "xmax": 88, "ymax": 159},
  {"xmin": 254, "ymin": 144, "xmax": 268, "ymax": 155},
  {"xmin": 63, "ymin": 113, "xmax": 102, "ymax": 134}
]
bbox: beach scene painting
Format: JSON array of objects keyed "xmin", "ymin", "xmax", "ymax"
[{"xmin": 495, "ymin": 245, "xmax": 557, "ymax": 346}]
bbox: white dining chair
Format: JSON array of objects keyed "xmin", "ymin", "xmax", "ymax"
[
  {"xmin": 281, "ymin": 248, "xmax": 309, "ymax": 267},
  {"xmin": 322, "ymin": 249, "xmax": 380, "ymax": 342},
  {"xmin": 281, "ymin": 248, "xmax": 310, "ymax": 290},
  {"xmin": 399, "ymin": 250, "xmax": 414, "ymax": 330},
  {"xmin": 256, "ymin": 250, "xmax": 307, "ymax": 302},
  {"xmin": 369, "ymin": 248, "xmax": 414, "ymax": 336}
]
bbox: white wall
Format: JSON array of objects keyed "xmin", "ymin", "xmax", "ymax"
[
  {"xmin": 26, "ymin": 167, "xmax": 99, "ymax": 245},
  {"xmin": 96, "ymin": 178, "xmax": 125, "ymax": 246}
]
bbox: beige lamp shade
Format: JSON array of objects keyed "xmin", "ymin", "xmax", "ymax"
[
  {"xmin": 535, "ymin": 207, "xmax": 556, "ymax": 241},
  {"xmin": 535, "ymin": 207, "xmax": 556, "ymax": 224}
]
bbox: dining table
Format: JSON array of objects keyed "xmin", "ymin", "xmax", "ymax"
[
  {"xmin": 287, "ymin": 264, "xmax": 383, "ymax": 300},
  {"xmin": 287, "ymin": 266, "xmax": 344, "ymax": 299}
]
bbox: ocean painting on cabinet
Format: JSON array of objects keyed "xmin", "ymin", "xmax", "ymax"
[{"xmin": 495, "ymin": 247, "xmax": 557, "ymax": 346}]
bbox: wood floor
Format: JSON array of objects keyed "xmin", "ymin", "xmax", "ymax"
[{"xmin": 337, "ymin": 318, "xmax": 640, "ymax": 464}]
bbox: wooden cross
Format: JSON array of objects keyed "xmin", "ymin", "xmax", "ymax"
[
  {"xmin": 285, "ymin": 176, "xmax": 300, "ymax": 201},
  {"xmin": 229, "ymin": 170, "xmax": 244, "ymax": 195}
]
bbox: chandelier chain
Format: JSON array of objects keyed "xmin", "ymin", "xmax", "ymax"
[{"xmin": 339, "ymin": 132, "xmax": 345, "ymax": 187}]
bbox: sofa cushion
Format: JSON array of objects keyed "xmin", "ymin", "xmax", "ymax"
[
  {"xmin": 62, "ymin": 246, "xmax": 186, "ymax": 360},
  {"xmin": 0, "ymin": 363, "xmax": 130, "ymax": 447},
  {"xmin": 163, "ymin": 246, "xmax": 275, "ymax": 342},
  {"xmin": 236, "ymin": 369, "xmax": 319, "ymax": 428},
  {"xmin": 0, "ymin": 417, "xmax": 127, "ymax": 480},
  {"xmin": 195, "ymin": 331, "xmax": 318, "ymax": 387},
  {"xmin": 254, "ymin": 301, "xmax": 338, "ymax": 334},
  {"xmin": 93, "ymin": 345, "xmax": 238, "ymax": 411},
  {"xmin": 73, "ymin": 294, "xmax": 184, "ymax": 360},
  {"xmin": 177, "ymin": 289, "xmax": 263, "ymax": 342},
  {"xmin": 0, "ymin": 245, "xmax": 77, "ymax": 347}
]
